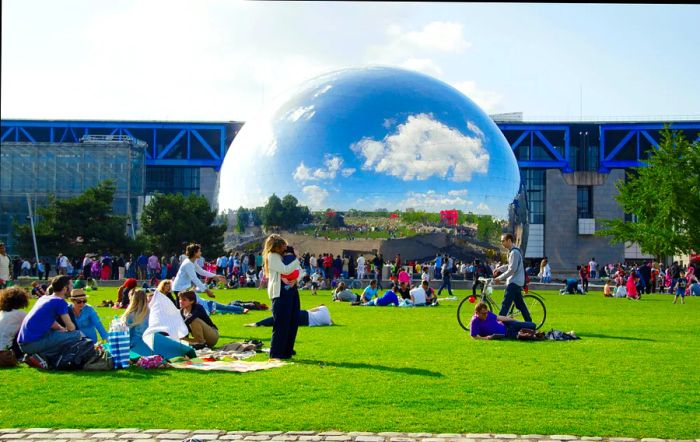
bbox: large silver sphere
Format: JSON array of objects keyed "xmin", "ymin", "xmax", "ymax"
[{"xmin": 219, "ymin": 66, "xmax": 521, "ymax": 221}]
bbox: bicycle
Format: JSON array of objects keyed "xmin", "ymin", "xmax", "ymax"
[{"xmin": 457, "ymin": 277, "xmax": 547, "ymax": 331}]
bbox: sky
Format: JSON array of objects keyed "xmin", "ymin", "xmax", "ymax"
[{"xmin": 2, "ymin": 1, "xmax": 699, "ymax": 123}]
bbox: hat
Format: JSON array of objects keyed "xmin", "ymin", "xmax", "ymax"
[
  {"xmin": 70, "ymin": 289, "xmax": 88, "ymax": 299},
  {"xmin": 124, "ymin": 278, "xmax": 138, "ymax": 289}
]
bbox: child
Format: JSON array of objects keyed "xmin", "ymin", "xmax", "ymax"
[
  {"xmin": 603, "ymin": 280, "xmax": 612, "ymax": 297},
  {"xmin": 310, "ymin": 270, "xmax": 322, "ymax": 296},
  {"xmin": 672, "ymin": 271, "xmax": 687, "ymax": 304}
]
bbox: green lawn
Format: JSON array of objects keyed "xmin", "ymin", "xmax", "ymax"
[{"xmin": 2, "ymin": 286, "xmax": 699, "ymax": 438}]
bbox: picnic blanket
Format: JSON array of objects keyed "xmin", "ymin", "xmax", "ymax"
[{"xmin": 169, "ymin": 357, "xmax": 286, "ymax": 372}]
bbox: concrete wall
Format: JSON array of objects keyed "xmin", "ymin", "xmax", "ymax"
[
  {"xmin": 544, "ymin": 169, "xmax": 625, "ymax": 272},
  {"xmin": 199, "ymin": 167, "xmax": 220, "ymax": 209}
]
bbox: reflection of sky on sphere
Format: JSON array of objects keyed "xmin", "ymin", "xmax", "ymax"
[{"xmin": 219, "ymin": 66, "xmax": 520, "ymax": 219}]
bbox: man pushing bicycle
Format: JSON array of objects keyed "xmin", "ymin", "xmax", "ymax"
[{"xmin": 493, "ymin": 233, "xmax": 532, "ymax": 323}]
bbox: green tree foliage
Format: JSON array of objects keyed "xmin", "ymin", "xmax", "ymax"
[
  {"xmin": 475, "ymin": 215, "xmax": 502, "ymax": 243},
  {"xmin": 597, "ymin": 127, "xmax": 700, "ymax": 257},
  {"xmin": 259, "ymin": 194, "xmax": 310, "ymax": 229},
  {"xmin": 13, "ymin": 180, "xmax": 138, "ymax": 258},
  {"xmin": 236, "ymin": 207, "xmax": 249, "ymax": 233},
  {"xmin": 140, "ymin": 193, "xmax": 225, "ymax": 257}
]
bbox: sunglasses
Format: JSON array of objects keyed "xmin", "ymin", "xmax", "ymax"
[{"xmin": 72, "ymin": 299, "xmax": 86, "ymax": 304}]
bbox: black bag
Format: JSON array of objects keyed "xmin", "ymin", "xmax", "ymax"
[
  {"xmin": 49, "ymin": 337, "xmax": 97, "ymax": 370},
  {"xmin": 82, "ymin": 348, "xmax": 113, "ymax": 371}
]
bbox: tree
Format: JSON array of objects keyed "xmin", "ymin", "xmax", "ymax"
[
  {"xmin": 236, "ymin": 207, "xmax": 249, "ymax": 233},
  {"xmin": 259, "ymin": 194, "xmax": 310, "ymax": 229},
  {"xmin": 597, "ymin": 127, "xmax": 700, "ymax": 258},
  {"xmin": 140, "ymin": 193, "xmax": 225, "ymax": 257},
  {"xmin": 13, "ymin": 180, "xmax": 138, "ymax": 258}
]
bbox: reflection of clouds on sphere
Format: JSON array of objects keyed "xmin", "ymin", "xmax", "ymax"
[{"xmin": 218, "ymin": 66, "xmax": 520, "ymax": 218}]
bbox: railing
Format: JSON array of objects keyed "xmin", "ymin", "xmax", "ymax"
[{"xmin": 80, "ymin": 134, "xmax": 148, "ymax": 147}]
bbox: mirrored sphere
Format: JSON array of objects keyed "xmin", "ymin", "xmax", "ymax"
[{"xmin": 219, "ymin": 66, "xmax": 521, "ymax": 222}]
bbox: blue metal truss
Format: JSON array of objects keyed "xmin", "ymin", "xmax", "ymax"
[
  {"xmin": 598, "ymin": 122, "xmax": 700, "ymax": 172},
  {"xmin": 0, "ymin": 120, "xmax": 233, "ymax": 168},
  {"xmin": 496, "ymin": 124, "xmax": 572, "ymax": 172}
]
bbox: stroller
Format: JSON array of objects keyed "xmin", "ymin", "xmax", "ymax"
[{"xmin": 560, "ymin": 278, "xmax": 584, "ymax": 294}]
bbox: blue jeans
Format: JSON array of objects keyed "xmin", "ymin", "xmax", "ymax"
[
  {"xmin": 504, "ymin": 320, "xmax": 537, "ymax": 339},
  {"xmin": 438, "ymin": 277, "xmax": 453, "ymax": 296},
  {"xmin": 201, "ymin": 300, "xmax": 244, "ymax": 314},
  {"xmin": 19, "ymin": 330, "xmax": 85, "ymax": 359},
  {"xmin": 500, "ymin": 283, "xmax": 532, "ymax": 322}
]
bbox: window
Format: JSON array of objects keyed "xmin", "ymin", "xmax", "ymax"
[
  {"xmin": 522, "ymin": 169, "xmax": 545, "ymax": 224},
  {"xmin": 577, "ymin": 186, "xmax": 593, "ymax": 218}
]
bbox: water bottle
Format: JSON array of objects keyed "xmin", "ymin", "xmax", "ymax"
[{"xmin": 108, "ymin": 315, "xmax": 130, "ymax": 369}]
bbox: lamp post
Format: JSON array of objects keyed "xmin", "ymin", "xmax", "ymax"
[{"xmin": 26, "ymin": 194, "xmax": 40, "ymax": 267}]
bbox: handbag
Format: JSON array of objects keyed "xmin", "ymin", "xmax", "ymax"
[{"xmin": 0, "ymin": 349, "xmax": 18, "ymax": 367}]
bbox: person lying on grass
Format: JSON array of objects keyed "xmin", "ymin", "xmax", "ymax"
[
  {"xmin": 332, "ymin": 282, "xmax": 360, "ymax": 303},
  {"xmin": 361, "ymin": 282, "xmax": 399, "ymax": 306},
  {"xmin": 470, "ymin": 302, "xmax": 536, "ymax": 340},
  {"xmin": 245, "ymin": 305, "xmax": 333, "ymax": 327},
  {"xmin": 360, "ymin": 279, "xmax": 378, "ymax": 303}
]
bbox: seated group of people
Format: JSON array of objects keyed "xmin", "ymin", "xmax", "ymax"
[{"xmin": 331, "ymin": 279, "xmax": 439, "ymax": 307}]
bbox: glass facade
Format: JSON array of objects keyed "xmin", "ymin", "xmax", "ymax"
[
  {"xmin": 0, "ymin": 140, "xmax": 145, "ymax": 253},
  {"xmin": 522, "ymin": 169, "xmax": 545, "ymax": 224},
  {"xmin": 146, "ymin": 166, "xmax": 200, "ymax": 195},
  {"xmin": 577, "ymin": 186, "xmax": 593, "ymax": 218}
]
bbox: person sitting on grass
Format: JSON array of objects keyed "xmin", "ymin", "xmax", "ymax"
[
  {"xmin": 0, "ymin": 286, "xmax": 30, "ymax": 367},
  {"xmin": 408, "ymin": 280, "xmax": 429, "ymax": 306},
  {"xmin": 396, "ymin": 281, "xmax": 411, "ymax": 304},
  {"xmin": 116, "ymin": 278, "xmax": 138, "ymax": 309},
  {"xmin": 360, "ymin": 279, "xmax": 379, "ymax": 304},
  {"xmin": 245, "ymin": 305, "xmax": 333, "ymax": 327},
  {"xmin": 613, "ymin": 281, "xmax": 627, "ymax": 298},
  {"xmin": 30, "ymin": 281, "xmax": 47, "ymax": 298},
  {"xmin": 470, "ymin": 302, "xmax": 536, "ymax": 340},
  {"xmin": 362, "ymin": 283, "xmax": 400, "ymax": 306},
  {"xmin": 17, "ymin": 275, "xmax": 82, "ymax": 368},
  {"xmin": 68, "ymin": 289, "xmax": 108, "ymax": 344},
  {"xmin": 122, "ymin": 289, "xmax": 150, "ymax": 349},
  {"xmin": 178, "ymin": 290, "xmax": 219, "ymax": 350},
  {"xmin": 603, "ymin": 280, "xmax": 613, "ymax": 297},
  {"xmin": 333, "ymin": 281, "xmax": 359, "ymax": 303}
]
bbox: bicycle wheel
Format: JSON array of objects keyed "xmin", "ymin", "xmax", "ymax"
[
  {"xmin": 507, "ymin": 293, "xmax": 546, "ymax": 330},
  {"xmin": 456, "ymin": 297, "xmax": 473, "ymax": 331},
  {"xmin": 457, "ymin": 296, "xmax": 497, "ymax": 331}
]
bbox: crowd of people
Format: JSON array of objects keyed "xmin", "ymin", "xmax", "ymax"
[{"xmin": 1, "ymin": 235, "xmax": 697, "ymax": 370}]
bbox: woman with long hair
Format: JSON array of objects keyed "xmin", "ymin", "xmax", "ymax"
[
  {"xmin": 122, "ymin": 289, "xmax": 149, "ymax": 349},
  {"xmin": 263, "ymin": 234, "xmax": 302, "ymax": 361}
]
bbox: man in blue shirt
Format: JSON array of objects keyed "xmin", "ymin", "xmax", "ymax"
[{"xmin": 470, "ymin": 302, "xmax": 536, "ymax": 340}]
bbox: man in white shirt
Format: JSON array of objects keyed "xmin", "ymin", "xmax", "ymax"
[
  {"xmin": 0, "ymin": 243, "xmax": 11, "ymax": 286},
  {"xmin": 409, "ymin": 281, "xmax": 428, "ymax": 306},
  {"xmin": 357, "ymin": 255, "xmax": 366, "ymax": 281},
  {"xmin": 58, "ymin": 254, "xmax": 69, "ymax": 275},
  {"xmin": 589, "ymin": 258, "xmax": 598, "ymax": 279}
]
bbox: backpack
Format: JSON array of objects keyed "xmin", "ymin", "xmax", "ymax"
[{"xmin": 49, "ymin": 337, "xmax": 98, "ymax": 370}]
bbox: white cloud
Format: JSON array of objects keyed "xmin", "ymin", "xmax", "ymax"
[
  {"xmin": 398, "ymin": 190, "xmax": 472, "ymax": 211},
  {"xmin": 312, "ymin": 84, "xmax": 333, "ymax": 99},
  {"xmin": 350, "ymin": 113, "xmax": 489, "ymax": 182},
  {"xmin": 286, "ymin": 105, "xmax": 315, "ymax": 122},
  {"xmin": 293, "ymin": 155, "xmax": 353, "ymax": 182},
  {"xmin": 476, "ymin": 203, "xmax": 491, "ymax": 213},
  {"xmin": 452, "ymin": 81, "xmax": 503, "ymax": 114},
  {"xmin": 400, "ymin": 58, "xmax": 443, "ymax": 77},
  {"xmin": 383, "ymin": 22, "xmax": 470, "ymax": 55},
  {"xmin": 302, "ymin": 185, "xmax": 329, "ymax": 209},
  {"xmin": 448, "ymin": 189, "xmax": 468, "ymax": 197}
]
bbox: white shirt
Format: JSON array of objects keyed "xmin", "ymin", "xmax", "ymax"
[
  {"xmin": 266, "ymin": 253, "xmax": 301, "ymax": 300},
  {"xmin": 308, "ymin": 306, "xmax": 332, "ymax": 326},
  {"xmin": 589, "ymin": 261, "xmax": 597, "ymax": 272},
  {"xmin": 421, "ymin": 272, "xmax": 430, "ymax": 282},
  {"xmin": 310, "ymin": 256, "xmax": 317, "ymax": 267},
  {"xmin": 59, "ymin": 256, "xmax": 69, "ymax": 268},
  {"xmin": 0, "ymin": 309, "xmax": 27, "ymax": 350},
  {"xmin": 0, "ymin": 254, "xmax": 10, "ymax": 281},
  {"xmin": 357, "ymin": 256, "xmax": 365, "ymax": 270},
  {"xmin": 172, "ymin": 259, "xmax": 216, "ymax": 292},
  {"xmin": 410, "ymin": 287, "xmax": 427, "ymax": 305}
]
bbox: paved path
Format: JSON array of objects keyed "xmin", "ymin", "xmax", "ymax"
[{"xmin": 0, "ymin": 429, "xmax": 695, "ymax": 442}]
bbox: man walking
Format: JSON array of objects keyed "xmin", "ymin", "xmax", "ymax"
[{"xmin": 494, "ymin": 233, "xmax": 531, "ymax": 322}]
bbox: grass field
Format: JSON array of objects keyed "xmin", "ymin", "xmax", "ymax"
[{"xmin": 2, "ymin": 286, "xmax": 699, "ymax": 438}]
